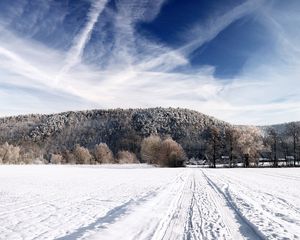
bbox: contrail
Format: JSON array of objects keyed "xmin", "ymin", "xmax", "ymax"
[
  {"xmin": 56, "ymin": 0, "xmax": 108, "ymax": 83},
  {"xmin": 137, "ymin": 0, "xmax": 265, "ymax": 72}
]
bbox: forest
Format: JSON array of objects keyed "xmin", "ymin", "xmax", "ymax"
[{"xmin": 0, "ymin": 108, "xmax": 299, "ymax": 167}]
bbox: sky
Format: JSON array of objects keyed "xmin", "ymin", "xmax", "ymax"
[{"xmin": 0, "ymin": 0, "xmax": 299, "ymax": 125}]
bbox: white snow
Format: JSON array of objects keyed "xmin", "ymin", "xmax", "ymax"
[{"xmin": 0, "ymin": 165, "xmax": 299, "ymax": 240}]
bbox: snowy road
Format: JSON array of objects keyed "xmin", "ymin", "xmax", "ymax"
[{"xmin": 0, "ymin": 166, "xmax": 299, "ymax": 240}]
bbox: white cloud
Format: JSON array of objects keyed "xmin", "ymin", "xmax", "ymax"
[{"xmin": 0, "ymin": 0, "xmax": 299, "ymax": 125}]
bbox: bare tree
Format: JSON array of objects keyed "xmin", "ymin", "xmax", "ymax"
[
  {"xmin": 0, "ymin": 142, "xmax": 20, "ymax": 164},
  {"xmin": 61, "ymin": 149, "xmax": 76, "ymax": 164},
  {"xmin": 205, "ymin": 126, "xmax": 221, "ymax": 168},
  {"xmin": 19, "ymin": 148, "xmax": 35, "ymax": 164},
  {"xmin": 285, "ymin": 122, "xmax": 300, "ymax": 166},
  {"xmin": 140, "ymin": 135, "xmax": 162, "ymax": 164},
  {"xmin": 116, "ymin": 151, "xmax": 139, "ymax": 164},
  {"xmin": 94, "ymin": 143, "xmax": 114, "ymax": 164},
  {"xmin": 266, "ymin": 127, "xmax": 280, "ymax": 167},
  {"xmin": 237, "ymin": 127, "xmax": 263, "ymax": 167},
  {"xmin": 277, "ymin": 135, "xmax": 290, "ymax": 166},
  {"xmin": 73, "ymin": 144, "xmax": 93, "ymax": 164},
  {"xmin": 50, "ymin": 153, "xmax": 63, "ymax": 164},
  {"xmin": 224, "ymin": 127, "xmax": 240, "ymax": 167},
  {"xmin": 158, "ymin": 138, "xmax": 186, "ymax": 167}
]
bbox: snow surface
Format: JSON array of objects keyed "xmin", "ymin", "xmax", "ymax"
[{"xmin": 0, "ymin": 165, "xmax": 299, "ymax": 240}]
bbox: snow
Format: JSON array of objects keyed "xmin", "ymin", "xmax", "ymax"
[{"xmin": 0, "ymin": 165, "xmax": 299, "ymax": 240}]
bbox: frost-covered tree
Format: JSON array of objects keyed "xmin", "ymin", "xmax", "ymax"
[
  {"xmin": 266, "ymin": 127, "xmax": 280, "ymax": 167},
  {"xmin": 158, "ymin": 138, "xmax": 186, "ymax": 167},
  {"xmin": 73, "ymin": 144, "xmax": 93, "ymax": 164},
  {"xmin": 94, "ymin": 143, "xmax": 114, "ymax": 164},
  {"xmin": 50, "ymin": 153, "xmax": 63, "ymax": 164},
  {"xmin": 237, "ymin": 127, "xmax": 263, "ymax": 167},
  {"xmin": 140, "ymin": 135, "xmax": 162, "ymax": 164},
  {"xmin": 61, "ymin": 149, "xmax": 76, "ymax": 164},
  {"xmin": 0, "ymin": 142, "xmax": 20, "ymax": 164},
  {"xmin": 205, "ymin": 126, "xmax": 222, "ymax": 168},
  {"xmin": 224, "ymin": 127, "xmax": 240, "ymax": 167},
  {"xmin": 285, "ymin": 122, "xmax": 300, "ymax": 166},
  {"xmin": 116, "ymin": 151, "xmax": 139, "ymax": 164}
]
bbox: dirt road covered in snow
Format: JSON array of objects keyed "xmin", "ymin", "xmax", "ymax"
[{"xmin": 0, "ymin": 166, "xmax": 299, "ymax": 240}]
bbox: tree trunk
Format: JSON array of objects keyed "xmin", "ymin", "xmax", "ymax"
[
  {"xmin": 229, "ymin": 143, "xmax": 233, "ymax": 168},
  {"xmin": 274, "ymin": 140, "xmax": 278, "ymax": 167},
  {"xmin": 244, "ymin": 154, "xmax": 249, "ymax": 168},
  {"xmin": 213, "ymin": 141, "xmax": 216, "ymax": 168},
  {"xmin": 293, "ymin": 137, "xmax": 296, "ymax": 167}
]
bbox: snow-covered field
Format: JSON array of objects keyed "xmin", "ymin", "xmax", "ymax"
[{"xmin": 0, "ymin": 165, "xmax": 299, "ymax": 240}]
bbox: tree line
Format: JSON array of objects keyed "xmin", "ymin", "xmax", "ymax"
[
  {"xmin": 0, "ymin": 136, "xmax": 187, "ymax": 167},
  {"xmin": 201, "ymin": 122, "xmax": 300, "ymax": 168},
  {"xmin": 0, "ymin": 121, "xmax": 299, "ymax": 168}
]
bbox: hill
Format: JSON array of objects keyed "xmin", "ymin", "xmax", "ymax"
[{"xmin": 0, "ymin": 108, "xmax": 230, "ymax": 160}]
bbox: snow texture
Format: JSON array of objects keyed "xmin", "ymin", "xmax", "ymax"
[{"xmin": 0, "ymin": 165, "xmax": 299, "ymax": 240}]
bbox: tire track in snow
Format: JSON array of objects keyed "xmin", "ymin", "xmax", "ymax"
[
  {"xmin": 204, "ymin": 170, "xmax": 300, "ymax": 239},
  {"xmin": 57, "ymin": 170, "xmax": 189, "ymax": 240},
  {"xmin": 150, "ymin": 171, "xmax": 193, "ymax": 240},
  {"xmin": 84, "ymin": 169, "xmax": 253, "ymax": 240},
  {"xmin": 56, "ymin": 169, "xmax": 270, "ymax": 240},
  {"xmin": 184, "ymin": 170, "xmax": 233, "ymax": 240},
  {"xmin": 184, "ymin": 175, "xmax": 204, "ymax": 240},
  {"xmin": 258, "ymin": 171, "xmax": 300, "ymax": 181},
  {"xmin": 201, "ymin": 169, "xmax": 266, "ymax": 240}
]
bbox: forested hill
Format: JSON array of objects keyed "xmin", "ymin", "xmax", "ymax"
[
  {"xmin": 258, "ymin": 122, "xmax": 300, "ymax": 135},
  {"xmin": 0, "ymin": 108, "xmax": 230, "ymax": 158}
]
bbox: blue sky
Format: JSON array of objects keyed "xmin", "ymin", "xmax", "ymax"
[{"xmin": 0, "ymin": 0, "xmax": 299, "ymax": 125}]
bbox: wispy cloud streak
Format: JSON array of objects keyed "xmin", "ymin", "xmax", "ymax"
[
  {"xmin": 136, "ymin": 0, "xmax": 265, "ymax": 73},
  {"xmin": 56, "ymin": 0, "xmax": 108, "ymax": 82},
  {"xmin": 0, "ymin": 0, "xmax": 300, "ymax": 125}
]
